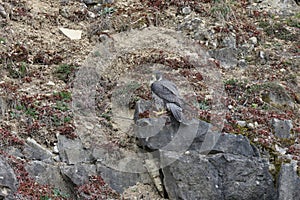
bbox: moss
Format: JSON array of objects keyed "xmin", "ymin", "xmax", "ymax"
[
  {"xmin": 54, "ymin": 64, "xmax": 77, "ymax": 83},
  {"xmin": 8, "ymin": 62, "xmax": 28, "ymax": 78},
  {"xmin": 286, "ymin": 18, "xmax": 300, "ymax": 28},
  {"xmin": 262, "ymin": 22, "xmax": 297, "ymax": 41},
  {"xmin": 271, "ymin": 154, "xmax": 292, "ymax": 186},
  {"xmin": 279, "ymin": 138, "xmax": 295, "ymax": 148}
]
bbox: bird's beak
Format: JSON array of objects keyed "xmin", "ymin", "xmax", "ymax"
[{"xmin": 149, "ymin": 74, "xmax": 156, "ymax": 86}]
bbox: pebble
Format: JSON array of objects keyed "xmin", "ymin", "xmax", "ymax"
[
  {"xmin": 275, "ymin": 144, "xmax": 287, "ymax": 155},
  {"xmin": 88, "ymin": 11, "xmax": 96, "ymax": 18},
  {"xmin": 182, "ymin": 7, "xmax": 192, "ymax": 15},
  {"xmin": 46, "ymin": 81, "xmax": 55, "ymax": 86},
  {"xmin": 249, "ymin": 36, "xmax": 258, "ymax": 45},
  {"xmin": 259, "ymin": 51, "xmax": 265, "ymax": 59},
  {"xmin": 247, "ymin": 123, "xmax": 255, "ymax": 129},
  {"xmin": 53, "ymin": 144, "xmax": 59, "ymax": 154},
  {"xmin": 59, "ymin": 27, "xmax": 82, "ymax": 40},
  {"xmin": 279, "ymin": 68, "xmax": 286, "ymax": 72},
  {"xmin": 228, "ymin": 105, "xmax": 234, "ymax": 110},
  {"xmin": 237, "ymin": 120, "xmax": 246, "ymax": 127},
  {"xmin": 0, "ymin": 5, "xmax": 7, "ymax": 18},
  {"xmin": 238, "ymin": 59, "xmax": 247, "ymax": 68}
]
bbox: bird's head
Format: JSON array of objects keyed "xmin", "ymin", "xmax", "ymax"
[
  {"xmin": 154, "ymin": 71, "xmax": 163, "ymax": 81},
  {"xmin": 150, "ymin": 71, "xmax": 163, "ymax": 86}
]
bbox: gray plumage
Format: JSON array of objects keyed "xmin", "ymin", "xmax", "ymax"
[{"xmin": 151, "ymin": 72, "xmax": 183, "ymax": 122}]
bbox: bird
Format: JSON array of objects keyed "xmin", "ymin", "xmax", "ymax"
[{"xmin": 150, "ymin": 71, "xmax": 184, "ymax": 122}]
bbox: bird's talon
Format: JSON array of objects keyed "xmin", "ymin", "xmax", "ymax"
[{"xmin": 153, "ymin": 110, "xmax": 168, "ymax": 116}]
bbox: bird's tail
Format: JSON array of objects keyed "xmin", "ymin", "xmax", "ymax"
[{"xmin": 167, "ymin": 103, "xmax": 183, "ymax": 122}]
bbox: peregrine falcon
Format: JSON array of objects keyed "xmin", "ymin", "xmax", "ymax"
[{"xmin": 151, "ymin": 72, "xmax": 183, "ymax": 122}]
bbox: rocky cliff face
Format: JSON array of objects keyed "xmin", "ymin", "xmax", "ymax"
[{"xmin": 0, "ymin": 0, "xmax": 299, "ymax": 199}]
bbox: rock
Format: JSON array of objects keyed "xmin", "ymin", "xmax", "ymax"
[
  {"xmin": 57, "ymin": 135, "xmax": 93, "ymax": 164},
  {"xmin": 258, "ymin": 50, "xmax": 268, "ymax": 64},
  {"xmin": 96, "ymin": 162, "xmax": 150, "ymax": 193},
  {"xmin": 0, "ymin": 156, "xmax": 18, "ymax": 199},
  {"xmin": 238, "ymin": 59, "xmax": 247, "ymax": 68},
  {"xmin": 61, "ymin": 163, "xmax": 96, "ymax": 186},
  {"xmin": 135, "ymin": 98, "xmax": 275, "ymax": 199},
  {"xmin": 209, "ymin": 133, "xmax": 260, "ymax": 157},
  {"xmin": 83, "ymin": 0, "xmax": 100, "ymax": 5},
  {"xmin": 46, "ymin": 81, "xmax": 55, "ymax": 86},
  {"xmin": 5, "ymin": 146, "xmax": 24, "ymax": 158},
  {"xmin": 59, "ymin": 0, "xmax": 69, "ymax": 5},
  {"xmin": 209, "ymin": 47, "xmax": 238, "ymax": 69},
  {"xmin": 0, "ymin": 4, "xmax": 7, "ymax": 18},
  {"xmin": 277, "ymin": 162, "xmax": 300, "ymax": 200},
  {"xmin": 295, "ymin": 92, "xmax": 300, "ymax": 104},
  {"xmin": 182, "ymin": 7, "xmax": 192, "ymax": 15},
  {"xmin": 162, "ymin": 142, "xmax": 276, "ymax": 200},
  {"xmin": 162, "ymin": 151, "xmax": 222, "ymax": 200},
  {"xmin": 270, "ymin": 118, "xmax": 293, "ymax": 138},
  {"xmin": 26, "ymin": 161, "xmax": 74, "ymax": 198},
  {"xmin": 237, "ymin": 120, "xmax": 247, "ymax": 127},
  {"xmin": 53, "ymin": 144, "xmax": 59, "ymax": 154},
  {"xmin": 22, "ymin": 137, "xmax": 53, "ymax": 162},
  {"xmin": 133, "ymin": 99, "xmax": 152, "ymax": 122},
  {"xmin": 135, "ymin": 117, "xmax": 178, "ymax": 150},
  {"xmin": 59, "ymin": 27, "xmax": 82, "ymax": 40},
  {"xmin": 249, "ymin": 36, "xmax": 258, "ymax": 45},
  {"xmin": 247, "ymin": 122, "xmax": 255, "ymax": 129},
  {"xmin": 255, "ymin": 0, "xmax": 299, "ymax": 16},
  {"xmin": 262, "ymin": 83, "xmax": 294, "ymax": 107},
  {"xmin": 275, "ymin": 144, "xmax": 287, "ymax": 155},
  {"xmin": 221, "ymin": 35, "xmax": 236, "ymax": 48},
  {"xmin": 134, "ymin": 100, "xmax": 203, "ymax": 152},
  {"xmin": 88, "ymin": 11, "xmax": 96, "ymax": 18}
]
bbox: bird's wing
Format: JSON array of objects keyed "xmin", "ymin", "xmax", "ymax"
[
  {"xmin": 167, "ymin": 103, "xmax": 183, "ymax": 122},
  {"xmin": 151, "ymin": 81, "xmax": 182, "ymax": 106},
  {"xmin": 160, "ymin": 80, "xmax": 180, "ymax": 96}
]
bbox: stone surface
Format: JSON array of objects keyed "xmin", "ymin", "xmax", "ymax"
[
  {"xmin": 209, "ymin": 47, "xmax": 238, "ymax": 69},
  {"xmin": 0, "ymin": 156, "xmax": 18, "ymax": 199},
  {"xmin": 25, "ymin": 160, "xmax": 74, "ymax": 198},
  {"xmin": 162, "ymin": 151, "xmax": 222, "ymax": 200},
  {"xmin": 270, "ymin": 118, "xmax": 293, "ymax": 138},
  {"xmin": 61, "ymin": 163, "xmax": 96, "ymax": 186},
  {"xmin": 135, "ymin": 100, "xmax": 275, "ymax": 200},
  {"xmin": 22, "ymin": 137, "xmax": 53, "ymax": 162},
  {"xmin": 96, "ymin": 162, "xmax": 150, "ymax": 193},
  {"xmin": 209, "ymin": 133, "xmax": 259, "ymax": 157},
  {"xmin": 162, "ymin": 142, "xmax": 276, "ymax": 200},
  {"xmin": 182, "ymin": 6, "xmax": 191, "ymax": 15},
  {"xmin": 59, "ymin": 27, "xmax": 82, "ymax": 40},
  {"xmin": 57, "ymin": 135, "xmax": 93, "ymax": 164},
  {"xmin": 277, "ymin": 162, "xmax": 300, "ymax": 200}
]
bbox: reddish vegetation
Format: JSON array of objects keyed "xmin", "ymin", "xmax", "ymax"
[{"xmin": 76, "ymin": 175, "xmax": 120, "ymax": 200}]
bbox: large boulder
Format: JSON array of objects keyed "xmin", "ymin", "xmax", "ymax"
[
  {"xmin": 161, "ymin": 132, "xmax": 276, "ymax": 200},
  {"xmin": 0, "ymin": 156, "xmax": 18, "ymax": 199},
  {"xmin": 134, "ymin": 100, "xmax": 277, "ymax": 200},
  {"xmin": 25, "ymin": 161, "xmax": 74, "ymax": 198},
  {"xmin": 277, "ymin": 162, "xmax": 300, "ymax": 200}
]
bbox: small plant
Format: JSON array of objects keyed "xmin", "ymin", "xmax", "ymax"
[
  {"xmin": 0, "ymin": 128, "xmax": 24, "ymax": 148},
  {"xmin": 224, "ymin": 78, "xmax": 238, "ymax": 87},
  {"xmin": 76, "ymin": 175, "xmax": 120, "ymax": 199},
  {"xmin": 8, "ymin": 62, "xmax": 28, "ymax": 78},
  {"xmin": 53, "ymin": 91, "xmax": 72, "ymax": 102},
  {"xmin": 54, "ymin": 64, "xmax": 77, "ymax": 83},
  {"xmin": 54, "ymin": 101, "xmax": 69, "ymax": 111},
  {"xmin": 0, "ymin": 37, "xmax": 6, "ymax": 44},
  {"xmin": 198, "ymin": 101, "xmax": 210, "ymax": 110},
  {"xmin": 100, "ymin": 7, "xmax": 115, "ymax": 16},
  {"xmin": 16, "ymin": 103, "xmax": 38, "ymax": 118}
]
